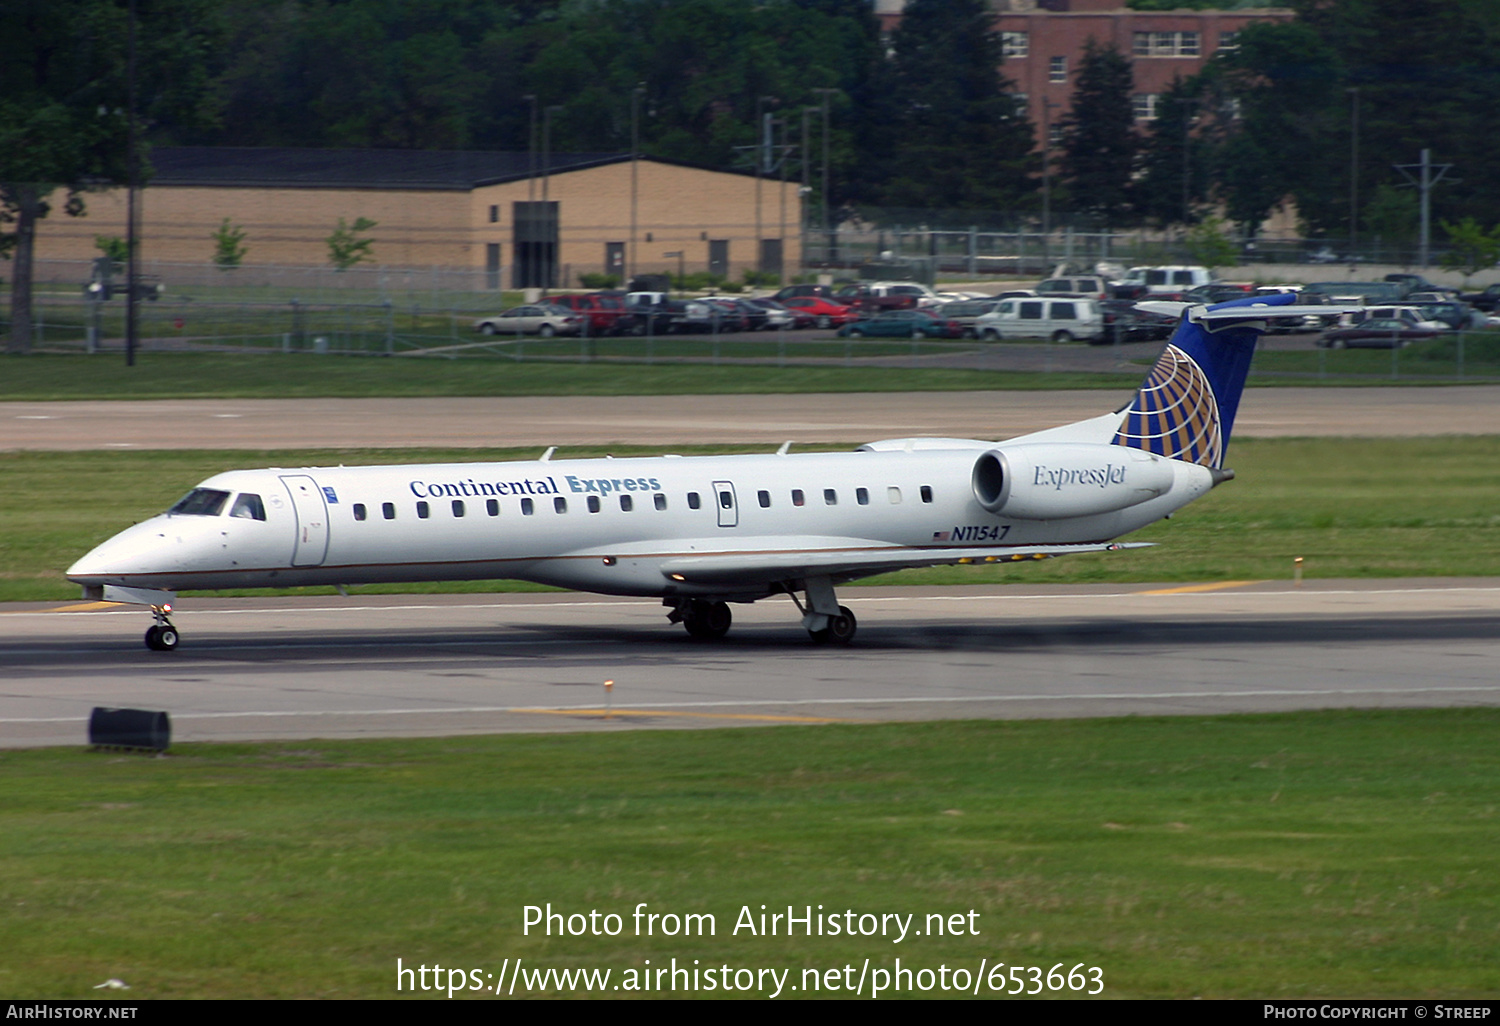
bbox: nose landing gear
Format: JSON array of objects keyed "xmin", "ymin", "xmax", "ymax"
[{"xmin": 144, "ymin": 604, "xmax": 179, "ymax": 651}]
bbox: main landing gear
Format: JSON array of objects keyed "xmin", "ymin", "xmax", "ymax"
[
  {"xmin": 144, "ymin": 604, "xmax": 179, "ymax": 651},
  {"xmin": 665, "ymin": 575, "xmax": 858, "ymax": 645}
]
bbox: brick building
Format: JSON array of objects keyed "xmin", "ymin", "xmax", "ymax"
[
  {"xmin": 23, "ymin": 147, "xmax": 801, "ymax": 286},
  {"xmin": 874, "ymin": 0, "xmax": 1295, "ymax": 134}
]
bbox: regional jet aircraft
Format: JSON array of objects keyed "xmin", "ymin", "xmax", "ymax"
[{"xmin": 68, "ymin": 293, "xmax": 1325, "ymax": 651}]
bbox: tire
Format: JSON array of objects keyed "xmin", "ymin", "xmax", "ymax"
[
  {"xmin": 479, "ymin": 323, "xmax": 497, "ymax": 336},
  {"xmin": 539, "ymin": 324, "xmax": 556, "ymax": 338},
  {"xmin": 157, "ymin": 625, "xmax": 179, "ymax": 650},
  {"xmin": 817, "ymin": 315, "xmax": 830, "ymax": 329},
  {"xmin": 1051, "ymin": 330, "xmax": 1074, "ymax": 343},
  {"xmin": 981, "ymin": 328, "xmax": 999, "ymax": 341},
  {"xmin": 848, "ymin": 328, "xmax": 864, "ymax": 338},
  {"xmin": 808, "ymin": 605, "xmax": 856, "ymax": 645},
  {"xmin": 684, "ymin": 600, "xmax": 732, "ymax": 640}
]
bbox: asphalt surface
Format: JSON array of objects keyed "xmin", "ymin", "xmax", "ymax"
[
  {"xmin": 4, "ymin": 581, "xmax": 1499, "ymax": 748},
  {"xmin": 8, "ymin": 384, "xmax": 1500, "ymax": 450}
]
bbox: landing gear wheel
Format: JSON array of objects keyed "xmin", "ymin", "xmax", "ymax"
[
  {"xmin": 683, "ymin": 599, "xmax": 732, "ymax": 640},
  {"xmin": 808, "ymin": 605, "xmax": 856, "ymax": 645},
  {"xmin": 144, "ymin": 624, "xmax": 179, "ymax": 651}
]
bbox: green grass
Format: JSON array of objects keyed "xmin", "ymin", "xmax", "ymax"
[
  {"xmin": 0, "ymin": 351, "xmax": 1137, "ymax": 400},
  {"xmin": 7, "ymin": 437, "xmax": 1500, "ymax": 602},
  {"xmin": 2, "ymin": 711, "xmax": 1497, "ymax": 998}
]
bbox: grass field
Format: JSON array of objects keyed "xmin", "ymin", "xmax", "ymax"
[
  {"xmin": 2, "ymin": 711, "xmax": 1497, "ymax": 999},
  {"xmin": 6, "ymin": 437, "xmax": 1500, "ymax": 603}
]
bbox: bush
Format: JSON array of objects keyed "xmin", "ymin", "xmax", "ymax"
[
  {"xmin": 578, "ymin": 273, "xmax": 620, "ymax": 290},
  {"xmin": 670, "ymin": 271, "xmax": 725, "ymax": 291},
  {"xmin": 741, "ymin": 269, "xmax": 780, "ymax": 288}
]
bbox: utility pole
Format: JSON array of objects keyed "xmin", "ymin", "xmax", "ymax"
[
  {"xmin": 1347, "ymin": 87, "xmax": 1359, "ymax": 258},
  {"xmin": 630, "ymin": 84, "xmax": 644, "ymax": 284},
  {"xmin": 125, "ymin": 0, "xmax": 139, "ymax": 367},
  {"xmin": 1393, "ymin": 148, "xmax": 1454, "ymax": 268},
  {"xmin": 524, "ymin": 95, "xmax": 537, "ymax": 203},
  {"xmin": 755, "ymin": 96, "xmax": 776, "ymax": 274}
]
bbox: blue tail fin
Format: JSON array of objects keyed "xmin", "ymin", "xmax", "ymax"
[{"xmin": 1111, "ymin": 292, "xmax": 1285, "ymax": 468}]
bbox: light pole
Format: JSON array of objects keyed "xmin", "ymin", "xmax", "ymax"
[
  {"xmin": 1347, "ymin": 86, "xmax": 1359, "ymax": 259},
  {"xmin": 541, "ymin": 104, "xmax": 562, "ymax": 293},
  {"xmin": 810, "ymin": 88, "xmax": 837, "ymax": 232},
  {"xmin": 630, "ymin": 84, "xmax": 645, "ymax": 285},
  {"xmin": 1041, "ymin": 97, "xmax": 1056, "ymax": 263},
  {"xmin": 755, "ymin": 96, "xmax": 776, "ymax": 274},
  {"xmin": 523, "ymin": 94, "xmax": 537, "ymax": 204}
]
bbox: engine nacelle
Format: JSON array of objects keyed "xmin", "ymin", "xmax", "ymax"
[{"xmin": 971, "ymin": 444, "xmax": 1176, "ymax": 520}]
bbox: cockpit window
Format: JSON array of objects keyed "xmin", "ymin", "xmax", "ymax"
[
  {"xmin": 168, "ymin": 488, "xmax": 230, "ymax": 516},
  {"xmin": 230, "ymin": 493, "xmax": 266, "ymax": 521}
]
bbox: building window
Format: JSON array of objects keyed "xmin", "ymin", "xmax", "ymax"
[
  {"xmin": 1135, "ymin": 31, "xmax": 1200, "ymax": 57},
  {"xmin": 1001, "ymin": 31, "xmax": 1028, "ymax": 59},
  {"xmin": 1012, "ymin": 93, "xmax": 1029, "ymax": 117},
  {"xmin": 1048, "ymin": 124, "xmax": 1065, "ymax": 147},
  {"xmin": 1133, "ymin": 94, "xmax": 1161, "ymax": 121},
  {"xmin": 1217, "ymin": 30, "xmax": 1239, "ymax": 52},
  {"xmin": 488, "ymin": 204, "xmax": 499, "ymax": 223},
  {"xmin": 1049, "ymin": 56, "xmax": 1066, "ymax": 83}
]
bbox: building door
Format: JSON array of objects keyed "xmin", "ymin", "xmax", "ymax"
[
  {"xmin": 279, "ymin": 475, "xmax": 329, "ymax": 567},
  {"xmin": 513, "ymin": 201, "xmax": 558, "ymax": 288},
  {"xmin": 708, "ymin": 240, "xmax": 729, "ymax": 278},
  {"xmin": 758, "ymin": 238, "xmax": 783, "ymax": 277},
  {"xmin": 485, "ymin": 243, "xmax": 501, "ymax": 290},
  {"xmin": 605, "ymin": 242, "xmax": 625, "ymax": 281}
]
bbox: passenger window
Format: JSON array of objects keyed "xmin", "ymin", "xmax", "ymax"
[
  {"xmin": 856, "ymin": 488, "xmax": 869, "ymax": 505},
  {"xmin": 1020, "ymin": 302, "xmax": 1043, "ymax": 320},
  {"xmin": 920, "ymin": 485, "xmax": 934, "ymax": 503},
  {"xmin": 587, "ymin": 495, "xmax": 601, "ymax": 513},
  {"xmin": 824, "ymin": 488, "xmax": 837, "ymax": 506},
  {"xmin": 620, "ymin": 494, "xmax": 633, "ymax": 512},
  {"xmin": 687, "ymin": 492, "xmax": 701, "ymax": 510},
  {"xmin": 758, "ymin": 490, "xmax": 771, "ymax": 508},
  {"xmin": 486, "ymin": 498, "xmax": 499, "ymax": 517},
  {"xmin": 888, "ymin": 487, "xmax": 902, "ymax": 504},
  {"xmin": 791, "ymin": 489, "xmax": 805, "ymax": 507},
  {"xmin": 654, "ymin": 493, "xmax": 667, "ymax": 511},
  {"xmin": 521, "ymin": 497, "xmax": 534, "ymax": 515},
  {"xmin": 230, "ymin": 493, "xmax": 266, "ymax": 521},
  {"xmin": 452, "ymin": 500, "xmax": 465, "ymax": 517},
  {"xmin": 382, "ymin": 502, "xmax": 396, "ymax": 520},
  {"xmin": 554, "ymin": 496, "xmax": 567, "ymax": 514},
  {"xmin": 999, "ymin": 301, "xmax": 1014, "ymax": 314},
  {"xmin": 1051, "ymin": 303, "xmax": 1076, "ymax": 320},
  {"xmin": 353, "ymin": 503, "xmax": 367, "ymax": 521},
  {"xmin": 719, "ymin": 490, "xmax": 733, "ymax": 509},
  {"xmin": 417, "ymin": 501, "xmax": 430, "ymax": 519}
]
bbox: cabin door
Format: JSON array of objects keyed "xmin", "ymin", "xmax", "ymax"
[
  {"xmin": 280, "ymin": 474, "xmax": 330, "ymax": 566},
  {"xmin": 712, "ymin": 480, "xmax": 738, "ymax": 528}
]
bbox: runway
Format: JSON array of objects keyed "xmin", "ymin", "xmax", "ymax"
[{"xmin": 4, "ymin": 580, "xmax": 1499, "ymax": 748}]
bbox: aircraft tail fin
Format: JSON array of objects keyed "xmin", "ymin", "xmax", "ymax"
[{"xmin": 1111, "ymin": 292, "xmax": 1291, "ymax": 469}]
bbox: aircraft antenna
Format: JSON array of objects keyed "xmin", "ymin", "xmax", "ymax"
[
  {"xmin": 776, "ymin": 441, "xmax": 792, "ymax": 456},
  {"xmin": 540, "ymin": 446, "xmax": 556, "ymax": 461}
]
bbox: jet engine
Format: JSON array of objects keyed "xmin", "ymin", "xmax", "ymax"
[{"xmin": 971, "ymin": 444, "xmax": 1176, "ymax": 520}]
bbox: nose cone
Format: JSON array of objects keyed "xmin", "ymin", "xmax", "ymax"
[{"xmin": 67, "ymin": 518, "xmax": 185, "ymax": 585}]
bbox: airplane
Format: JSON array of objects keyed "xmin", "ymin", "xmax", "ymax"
[{"xmin": 67, "ymin": 292, "xmax": 1333, "ymax": 651}]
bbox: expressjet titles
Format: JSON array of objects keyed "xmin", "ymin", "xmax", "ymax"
[
  {"xmin": 1032, "ymin": 464, "xmax": 1128, "ymax": 490},
  {"xmin": 408, "ymin": 475, "xmax": 664, "ymax": 499}
]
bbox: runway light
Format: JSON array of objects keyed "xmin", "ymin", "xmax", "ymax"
[{"xmin": 958, "ymin": 557, "xmax": 973, "ymax": 564}]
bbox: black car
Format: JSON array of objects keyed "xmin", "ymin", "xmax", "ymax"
[
  {"xmin": 1459, "ymin": 284, "xmax": 1500, "ymax": 313},
  {"xmin": 1097, "ymin": 300, "xmax": 1175, "ymax": 344}
]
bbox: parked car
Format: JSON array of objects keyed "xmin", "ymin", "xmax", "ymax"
[
  {"xmin": 84, "ymin": 274, "xmax": 164, "ymax": 301},
  {"xmin": 837, "ymin": 309, "xmax": 961, "ymax": 339},
  {"xmin": 1406, "ymin": 301, "xmax": 1482, "ymax": 331},
  {"xmin": 1458, "ymin": 284, "xmax": 1500, "ymax": 312},
  {"xmin": 1098, "ymin": 299, "xmax": 1175, "ymax": 345},
  {"xmin": 1036, "ymin": 276, "xmax": 1109, "ymax": 301},
  {"xmin": 547, "ymin": 293, "xmax": 635, "ymax": 335},
  {"xmin": 832, "ymin": 281, "xmax": 938, "ymax": 311},
  {"xmin": 937, "ymin": 298, "xmax": 1001, "ymax": 338},
  {"xmin": 781, "ymin": 295, "xmax": 856, "ymax": 328},
  {"xmin": 1301, "ymin": 281, "xmax": 1406, "ymax": 305},
  {"xmin": 746, "ymin": 298, "xmax": 800, "ymax": 329},
  {"xmin": 1114, "ymin": 265, "xmax": 1215, "ymax": 296},
  {"xmin": 1348, "ymin": 306, "xmax": 1450, "ymax": 331},
  {"xmin": 1182, "ymin": 283, "xmax": 1256, "ymax": 305},
  {"xmin": 703, "ymin": 296, "xmax": 768, "ymax": 331},
  {"xmin": 1317, "ymin": 318, "xmax": 1443, "ymax": 348},
  {"xmin": 975, "ymin": 297, "xmax": 1105, "ymax": 343},
  {"xmin": 770, "ymin": 284, "xmax": 839, "ymax": 303},
  {"xmin": 473, "ymin": 304, "xmax": 583, "ymax": 337},
  {"xmin": 1382, "ymin": 273, "xmax": 1453, "ymax": 297}
]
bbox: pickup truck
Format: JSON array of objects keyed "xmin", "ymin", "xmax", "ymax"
[{"xmin": 832, "ymin": 281, "xmax": 938, "ymax": 312}]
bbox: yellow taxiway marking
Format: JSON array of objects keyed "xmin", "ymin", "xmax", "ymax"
[
  {"xmin": 33, "ymin": 602, "xmax": 124, "ymax": 613},
  {"xmin": 514, "ymin": 708, "xmax": 844, "ymax": 724},
  {"xmin": 1134, "ymin": 581, "xmax": 1262, "ymax": 596}
]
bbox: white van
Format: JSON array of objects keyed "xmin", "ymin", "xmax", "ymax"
[
  {"xmin": 974, "ymin": 297, "xmax": 1104, "ymax": 342},
  {"xmin": 1118, "ymin": 265, "xmax": 1215, "ymax": 295}
]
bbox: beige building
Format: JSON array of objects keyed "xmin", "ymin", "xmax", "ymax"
[{"xmin": 23, "ymin": 148, "xmax": 802, "ymax": 287}]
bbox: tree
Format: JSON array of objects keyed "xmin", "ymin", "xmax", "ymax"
[
  {"xmin": 1439, "ymin": 218, "xmax": 1500, "ymax": 285},
  {"xmin": 1362, "ymin": 184, "xmax": 1418, "ymax": 261},
  {"xmin": 1184, "ymin": 215, "xmax": 1238, "ymax": 273},
  {"xmin": 860, "ymin": 0, "xmax": 1034, "ymax": 217},
  {"xmin": 1133, "ymin": 75, "xmax": 1213, "ymax": 227},
  {"xmin": 326, "ymin": 217, "xmax": 377, "ymax": 270},
  {"xmin": 211, "ymin": 218, "xmax": 248, "ymax": 269},
  {"xmin": 95, "ymin": 236, "xmax": 133, "ymax": 263},
  {"xmin": 1057, "ymin": 40, "xmax": 1137, "ymax": 227}
]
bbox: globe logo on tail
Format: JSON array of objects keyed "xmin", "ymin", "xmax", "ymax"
[{"xmin": 1112, "ymin": 344, "xmax": 1224, "ymax": 468}]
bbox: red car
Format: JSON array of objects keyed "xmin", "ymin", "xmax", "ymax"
[
  {"xmin": 781, "ymin": 296, "xmax": 856, "ymax": 329},
  {"xmin": 547, "ymin": 293, "xmax": 635, "ymax": 335}
]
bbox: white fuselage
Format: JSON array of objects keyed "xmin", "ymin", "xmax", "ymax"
[{"xmin": 67, "ymin": 441, "xmax": 1216, "ymax": 602}]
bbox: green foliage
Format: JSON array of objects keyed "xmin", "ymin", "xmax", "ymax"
[
  {"xmin": 1440, "ymin": 218, "xmax": 1500, "ymax": 283},
  {"xmin": 325, "ymin": 216, "xmax": 377, "ymax": 271},
  {"xmin": 210, "ymin": 218, "xmax": 249, "ymax": 269},
  {"xmin": 1184, "ymin": 215, "xmax": 1239, "ymax": 272},
  {"xmin": 1058, "ymin": 40, "xmax": 1137, "ymax": 227},
  {"xmin": 1362, "ymin": 184, "xmax": 1418, "ymax": 253},
  {"xmin": 1133, "ymin": 76, "xmax": 1213, "ymax": 227},
  {"xmin": 740, "ymin": 269, "xmax": 779, "ymax": 288},
  {"xmin": 92, "ymin": 235, "xmax": 132, "ymax": 263},
  {"xmin": 671, "ymin": 271, "xmax": 726, "ymax": 291},
  {"xmin": 577, "ymin": 272, "xmax": 619, "ymax": 289}
]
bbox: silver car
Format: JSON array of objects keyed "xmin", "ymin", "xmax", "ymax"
[{"xmin": 473, "ymin": 304, "xmax": 582, "ymax": 337}]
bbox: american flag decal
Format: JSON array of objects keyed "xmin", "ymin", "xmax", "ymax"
[
  {"xmin": 1112, "ymin": 344, "xmax": 1224, "ymax": 468},
  {"xmin": 932, "ymin": 530, "xmax": 951, "ymax": 541}
]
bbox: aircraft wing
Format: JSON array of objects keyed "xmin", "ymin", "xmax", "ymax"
[{"xmin": 657, "ymin": 538, "xmax": 1150, "ymax": 586}]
